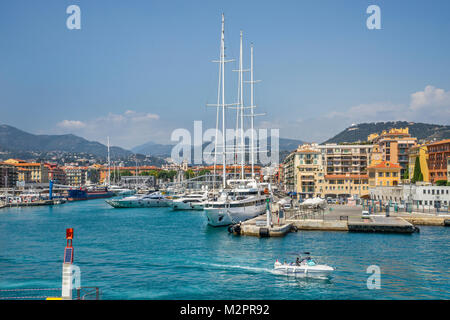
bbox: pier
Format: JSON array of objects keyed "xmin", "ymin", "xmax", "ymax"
[
  {"xmin": 230, "ymin": 214, "xmax": 292, "ymax": 237},
  {"xmin": 347, "ymin": 216, "xmax": 418, "ymax": 233},
  {"xmin": 1, "ymin": 199, "xmax": 65, "ymax": 208},
  {"xmin": 230, "ymin": 204, "xmax": 447, "ymax": 237}
]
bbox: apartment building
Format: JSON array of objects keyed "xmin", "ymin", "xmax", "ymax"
[
  {"xmin": 3, "ymin": 159, "xmax": 49, "ymax": 183},
  {"xmin": 45, "ymin": 163, "xmax": 67, "ymax": 185},
  {"xmin": 368, "ymin": 161, "xmax": 401, "ymax": 187},
  {"xmin": 318, "ymin": 144, "xmax": 372, "ymax": 199},
  {"xmin": 295, "ymin": 145, "xmax": 324, "ymax": 198},
  {"xmin": 63, "ymin": 166, "xmax": 87, "ymax": 186},
  {"xmin": 0, "ymin": 162, "xmax": 18, "ymax": 188},
  {"xmin": 427, "ymin": 139, "xmax": 450, "ymax": 183},
  {"xmin": 368, "ymin": 128, "xmax": 417, "ymax": 177}
]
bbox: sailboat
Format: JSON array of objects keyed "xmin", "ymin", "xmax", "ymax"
[{"xmin": 203, "ymin": 14, "xmax": 272, "ymax": 227}]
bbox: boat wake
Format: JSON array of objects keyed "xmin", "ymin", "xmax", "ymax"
[{"xmin": 193, "ymin": 262, "xmax": 277, "ymax": 275}]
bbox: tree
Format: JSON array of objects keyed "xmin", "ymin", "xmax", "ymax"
[
  {"xmin": 121, "ymin": 170, "xmax": 132, "ymax": 176},
  {"xmin": 436, "ymin": 180, "xmax": 447, "ymax": 186},
  {"xmin": 184, "ymin": 169, "xmax": 195, "ymax": 179},
  {"xmin": 411, "ymin": 157, "xmax": 423, "ymax": 183},
  {"xmin": 197, "ymin": 169, "xmax": 211, "ymax": 177},
  {"xmin": 402, "ymin": 165, "xmax": 409, "ymax": 180},
  {"xmin": 167, "ymin": 170, "xmax": 177, "ymax": 180}
]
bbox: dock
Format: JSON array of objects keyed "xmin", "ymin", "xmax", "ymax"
[
  {"xmin": 347, "ymin": 216, "xmax": 418, "ymax": 233},
  {"xmin": 229, "ymin": 214, "xmax": 293, "ymax": 237},
  {"xmin": 230, "ymin": 204, "xmax": 433, "ymax": 237},
  {"xmin": 1, "ymin": 199, "xmax": 66, "ymax": 208}
]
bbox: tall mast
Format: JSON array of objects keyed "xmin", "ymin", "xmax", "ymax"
[
  {"xmin": 135, "ymin": 155, "xmax": 138, "ymax": 189},
  {"xmin": 239, "ymin": 31, "xmax": 245, "ymax": 179},
  {"xmin": 107, "ymin": 136, "xmax": 111, "ymax": 186},
  {"xmin": 220, "ymin": 13, "xmax": 226, "ymax": 188},
  {"xmin": 245, "ymin": 44, "xmax": 262, "ymax": 179},
  {"xmin": 209, "ymin": 14, "xmax": 236, "ymax": 189},
  {"xmin": 250, "ymin": 44, "xmax": 255, "ymax": 179}
]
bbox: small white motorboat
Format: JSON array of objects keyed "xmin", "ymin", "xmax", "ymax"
[{"xmin": 274, "ymin": 253, "xmax": 334, "ymax": 278}]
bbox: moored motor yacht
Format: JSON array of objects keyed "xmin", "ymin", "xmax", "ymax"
[
  {"xmin": 105, "ymin": 192, "xmax": 169, "ymax": 208},
  {"xmin": 204, "ymin": 180, "xmax": 271, "ymax": 226},
  {"xmin": 170, "ymin": 192, "xmax": 208, "ymax": 210}
]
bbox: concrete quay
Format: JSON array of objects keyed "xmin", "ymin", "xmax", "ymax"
[
  {"xmin": 1, "ymin": 199, "xmax": 66, "ymax": 208},
  {"xmin": 231, "ymin": 205, "xmax": 437, "ymax": 237},
  {"xmin": 288, "ymin": 219, "xmax": 348, "ymax": 231},
  {"xmin": 347, "ymin": 216, "xmax": 418, "ymax": 233},
  {"xmin": 229, "ymin": 214, "xmax": 293, "ymax": 237}
]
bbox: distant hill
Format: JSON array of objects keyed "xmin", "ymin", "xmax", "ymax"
[
  {"xmin": 0, "ymin": 124, "xmax": 132, "ymax": 159},
  {"xmin": 132, "ymin": 141, "xmax": 175, "ymax": 157},
  {"xmin": 323, "ymin": 122, "xmax": 450, "ymax": 144},
  {"xmin": 132, "ymin": 137, "xmax": 306, "ymax": 158}
]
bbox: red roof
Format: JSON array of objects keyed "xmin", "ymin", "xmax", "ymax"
[{"xmin": 368, "ymin": 161, "xmax": 402, "ymax": 169}]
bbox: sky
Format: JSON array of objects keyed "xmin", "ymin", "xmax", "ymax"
[{"xmin": 1, "ymin": 0, "xmax": 450, "ymax": 149}]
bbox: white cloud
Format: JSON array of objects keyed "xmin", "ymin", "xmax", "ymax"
[
  {"xmin": 57, "ymin": 120, "xmax": 87, "ymax": 129},
  {"xmin": 272, "ymin": 85, "xmax": 450, "ymax": 143},
  {"xmin": 55, "ymin": 110, "xmax": 165, "ymax": 149},
  {"xmin": 409, "ymin": 85, "xmax": 450, "ymax": 111}
]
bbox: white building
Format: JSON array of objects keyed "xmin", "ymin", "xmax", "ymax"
[{"xmin": 369, "ymin": 185, "xmax": 450, "ymax": 209}]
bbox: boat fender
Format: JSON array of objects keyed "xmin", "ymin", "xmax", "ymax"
[{"xmin": 227, "ymin": 225, "xmax": 234, "ymax": 233}]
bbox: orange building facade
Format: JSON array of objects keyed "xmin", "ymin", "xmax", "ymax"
[{"xmin": 427, "ymin": 139, "xmax": 450, "ymax": 183}]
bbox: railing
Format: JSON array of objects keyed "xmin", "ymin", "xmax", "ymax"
[
  {"xmin": 76, "ymin": 287, "xmax": 100, "ymax": 300},
  {"xmin": 0, "ymin": 287, "xmax": 100, "ymax": 300},
  {"xmin": 0, "ymin": 288, "xmax": 60, "ymax": 300}
]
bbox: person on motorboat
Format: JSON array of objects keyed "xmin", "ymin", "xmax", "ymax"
[{"xmin": 296, "ymin": 257, "xmax": 300, "ymax": 266}]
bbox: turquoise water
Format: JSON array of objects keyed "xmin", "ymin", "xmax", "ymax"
[{"xmin": 0, "ymin": 199, "xmax": 449, "ymax": 299}]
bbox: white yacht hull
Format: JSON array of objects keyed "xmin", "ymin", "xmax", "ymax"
[
  {"xmin": 191, "ymin": 202, "xmax": 205, "ymax": 210},
  {"xmin": 171, "ymin": 201, "xmax": 195, "ymax": 210},
  {"xmin": 204, "ymin": 202, "xmax": 266, "ymax": 226},
  {"xmin": 106, "ymin": 198, "xmax": 170, "ymax": 208}
]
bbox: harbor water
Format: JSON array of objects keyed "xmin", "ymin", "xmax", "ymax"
[{"xmin": 0, "ymin": 199, "xmax": 449, "ymax": 299}]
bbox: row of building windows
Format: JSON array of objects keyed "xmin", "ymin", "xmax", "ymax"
[
  {"xmin": 422, "ymin": 189, "xmax": 449, "ymax": 195},
  {"xmin": 378, "ymin": 172, "xmax": 398, "ymax": 177}
]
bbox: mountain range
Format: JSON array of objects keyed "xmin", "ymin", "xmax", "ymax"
[
  {"xmin": 1, "ymin": 121, "xmax": 449, "ymax": 163},
  {"xmin": 0, "ymin": 124, "xmax": 132, "ymax": 159},
  {"xmin": 131, "ymin": 137, "xmax": 306, "ymax": 157},
  {"xmin": 324, "ymin": 121, "xmax": 450, "ymax": 144}
]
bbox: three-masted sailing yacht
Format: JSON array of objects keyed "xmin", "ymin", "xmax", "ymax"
[{"xmin": 203, "ymin": 14, "xmax": 272, "ymax": 227}]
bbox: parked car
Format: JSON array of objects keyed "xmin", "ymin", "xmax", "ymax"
[
  {"xmin": 283, "ymin": 203, "xmax": 291, "ymax": 209},
  {"xmin": 362, "ymin": 210, "xmax": 370, "ymax": 218}
]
